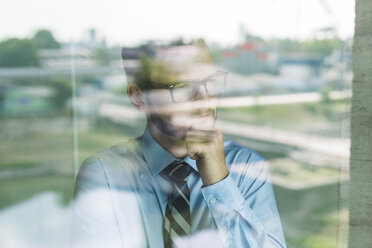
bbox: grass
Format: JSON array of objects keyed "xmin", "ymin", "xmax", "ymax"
[
  {"xmin": 0, "ymin": 117, "xmax": 139, "ymax": 210},
  {"xmin": 0, "ymin": 174, "xmax": 74, "ymax": 210},
  {"xmin": 0, "ymin": 117, "xmax": 141, "ymax": 171},
  {"xmin": 274, "ymin": 182, "xmax": 347, "ymax": 248},
  {"xmin": 284, "ymin": 209, "xmax": 348, "ymax": 248}
]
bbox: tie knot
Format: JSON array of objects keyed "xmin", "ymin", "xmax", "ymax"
[{"xmin": 162, "ymin": 161, "xmax": 193, "ymax": 182}]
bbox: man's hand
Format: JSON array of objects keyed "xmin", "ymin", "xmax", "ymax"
[{"xmin": 185, "ymin": 128, "xmax": 228, "ymax": 186}]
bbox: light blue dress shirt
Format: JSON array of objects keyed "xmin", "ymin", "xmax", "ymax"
[{"xmin": 72, "ymin": 125, "xmax": 286, "ymax": 248}]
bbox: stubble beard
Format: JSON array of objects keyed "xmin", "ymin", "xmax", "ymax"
[{"xmin": 149, "ymin": 109, "xmax": 217, "ymax": 140}]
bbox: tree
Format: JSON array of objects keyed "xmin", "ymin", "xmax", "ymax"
[
  {"xmin": 0, "ymin": 38, "xmax": 40, "ymax": 67},
  {"xmin": 49, "ymin": 78, "xmax": 72, "ymax": 110},
  {"xmin": 274, "ymin": 39, "xmax": 301, "ymax": 53},
  {"xmin": 32, "ymin": 29, "xmax": 60, "ymax": 49},
  {"xmin": 301, "ymin": 38, "xmax": 342, "ymax": 56},
  {"xmin": 169, "ymin": 37, "xmax": 186, "ymax": 46}
]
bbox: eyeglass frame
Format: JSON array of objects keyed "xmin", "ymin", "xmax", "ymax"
[{"xmin": 168, "ymin": 70, "xmax": 228, "ymax": 103}]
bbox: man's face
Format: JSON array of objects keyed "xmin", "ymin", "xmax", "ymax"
[{"xmin": 144, "ymin": 60, "xmax": 220, "ymax": 140}]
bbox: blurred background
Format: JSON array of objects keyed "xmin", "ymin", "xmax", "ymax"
[{"xmin": 0, "ymin": 0, "xmax": 354, "ymax": 247}]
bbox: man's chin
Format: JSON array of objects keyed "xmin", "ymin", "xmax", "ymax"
[{"xmin": 170, "ymin": 130, "xmax": 188, "ymax": 140}]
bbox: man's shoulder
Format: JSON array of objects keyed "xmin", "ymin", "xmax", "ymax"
[
  {"xmin": 223, "ymin": 140, "xmax": 271, "ymax": 189},
  {"xmin": 79, "ymin": 137, "xmax": 143, "ymax": 174},
  {"xmin": 223, "ymin": 140, "xmax": 266, "ymax": 164},
  {"xmin": 75, "ymin": 137, "xmax": 145, "ymax": 191}
]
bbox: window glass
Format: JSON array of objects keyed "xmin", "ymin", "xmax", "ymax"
[{"xmin": 0, "ymin": 1, "xmax": 354, "ymax": 247}]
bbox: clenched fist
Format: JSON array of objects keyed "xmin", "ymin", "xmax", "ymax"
[{"xmin": 184, "ymin": 128, "xmax": 228, "ymax": 186}]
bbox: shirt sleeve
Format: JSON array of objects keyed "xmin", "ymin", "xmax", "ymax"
[
  {"xmin": 200, "ymin": 151, "xmax": 287, "ymax": 248},
  {"xmin": 71, "ymin": 157, "xmax": 124, "ymax": 248}
]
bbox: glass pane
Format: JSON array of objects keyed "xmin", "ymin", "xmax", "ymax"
[
  {"xmin": 206, "ymin": 74, "xmax": 226, "ymax": 96},
  {"xmin": 0, "ymin": 1, "xmax": 355, "ymax": 247},
  {"xmin": 172, "ymin": 83, "xmax": 195, "ymax": 102}
]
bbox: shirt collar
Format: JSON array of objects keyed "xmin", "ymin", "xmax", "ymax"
[{"xmin": 140, "ymin": 124, "xmax": 198, "ymax": 176}]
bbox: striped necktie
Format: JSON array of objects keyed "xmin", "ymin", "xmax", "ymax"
[{"xmin": 161, "ymin": 161, "xmax": 194, "ymax": 248}]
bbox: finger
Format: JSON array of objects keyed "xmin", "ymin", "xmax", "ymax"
[
  {"xmin": 189, "ymin": 126, "xmax": 217, "ymax": 132},
  {"xmin": 186, "ymin": 142, "xmax": 210, "ymax": 160},
  {"xmin": 186, "ymin": 129, "xmax": 218, "ymax": 138},
  {"xmin": 185, "ymin": 135, "xmax": 211, "ymax": 143},
  {"xmin": 190, "ymin": 124, "xmax": 216, "ymax": 131},
  {"xmin": 185, "ymin": 131, "xmax": 218, "ymax": 142}
]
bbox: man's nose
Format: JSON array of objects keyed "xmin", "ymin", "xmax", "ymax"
[
  {"xmin": 191, "ymin": 85, "xmax": 212, "ymax": 113},
  {"xmin": 194, "ymin": 85, "xmax": 208, "ymax": 102}
]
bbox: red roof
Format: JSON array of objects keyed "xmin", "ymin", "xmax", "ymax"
[
  {"xmin": 222, "ymin": 51, "xmax": 237, "ymax": 58},
  {"xmin": 256, "ymin": 53, "xmax": 268, "ymax": 61},
  {"xmin": 237, "ymin": 42, "xmax": 255, "ymax": 51}
]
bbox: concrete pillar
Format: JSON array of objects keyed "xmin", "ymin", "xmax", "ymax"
[{"xmin": 349, "ymin": 0, "xmax": 372, "ymax": 247}]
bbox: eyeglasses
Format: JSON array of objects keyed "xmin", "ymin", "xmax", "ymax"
[{"xmin": 168, "ymin": 70, "xmax": 228, "ymax": 103}]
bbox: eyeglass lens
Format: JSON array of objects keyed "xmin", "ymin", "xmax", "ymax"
[{"xmin": 172, "ymin": 74, "xmax": 225, "ymax": 102}]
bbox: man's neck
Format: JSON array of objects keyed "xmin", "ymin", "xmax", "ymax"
[{"xmin": 147, "ymin": 121, "xmax": 188, "ymax": 159}]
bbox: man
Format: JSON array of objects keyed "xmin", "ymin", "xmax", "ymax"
[{"xmin": 72, "ymin": 41, "xmax": 286, "ymax": 248}]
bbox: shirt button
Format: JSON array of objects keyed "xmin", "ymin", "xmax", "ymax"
[{"xmin": 209, "ymin": 198, "xmax": 216, "ymax": 204}]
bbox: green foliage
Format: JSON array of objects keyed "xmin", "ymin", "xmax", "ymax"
[
  {"xmin": 169, "ymin": 37, "xmax": 186, "ymax": 46},
  {"xmin": 49, "ymin": 78, "xmax": 72, "ymax": 110},
  {"xmin": 0, "ymin": 175, "xmax": 74, "ymax": 209},
  {"xmin": 0, "ymin": 38, "xmax": 40, "ymax": 67},
  {"xmin": 275, "ymin": 39, "xmax": 301, "ymax": 53},
  {"xmin": 271, "ymin": 38, "xmax": 342, "ymax": 56},
  {"xmin": 319, "ymin": 86, "xmax": 332, "ymax": 103},
  {"xmin": 0, "ymin": 160, "xmax": 38, "ymax": 170},
  {"xmin": 302, "ymin": 235, "xmax": 338, "ymax": 248},
  {"xmin": 301, "ymin": 38, "xmax": 342, "ymax": 56},
  {"xmin": 9, "ymin": 77, "xmax": 72, "ymax": 112},
  {"xmin": 32, "ymin": 29, "xmax": 60, "ymax": 49},
  {"xmin": 0, "ymin": 29, "xmax": 60, "ymax": 67}
]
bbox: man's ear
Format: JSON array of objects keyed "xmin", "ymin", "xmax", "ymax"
[{"xmin": 127, "ymin": 83, "xmax": 147, "ymax": 112}]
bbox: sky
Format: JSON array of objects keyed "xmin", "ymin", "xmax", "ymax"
[{"xmin": 0, "ymin": 0, "xmax": 355, "ymax": 46}]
